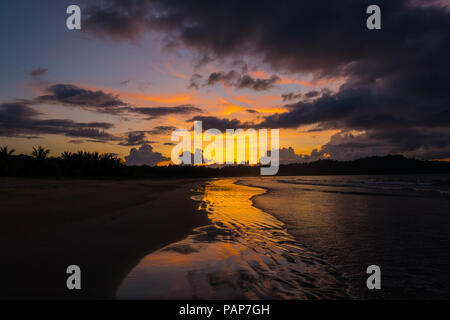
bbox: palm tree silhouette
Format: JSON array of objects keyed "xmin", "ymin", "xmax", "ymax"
[
  {"xmin": 61, "ymin": 151, "xmax": 73, "ymax": 161},
  {"xmin": 0, "ymin": 146, "xmax": 15, "ymax": 159},
  {"xmin": 32, "ymin": 146, "xmax": 50, "ymax": 161}
]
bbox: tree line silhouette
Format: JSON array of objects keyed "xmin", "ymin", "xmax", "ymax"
[
  {"xmin": 1, "ymin": 145, "xmax": 450, "ymax": 179},
  {"xmin": 0, "ymin": 146, "xmax": 124, "ymax": 178}
]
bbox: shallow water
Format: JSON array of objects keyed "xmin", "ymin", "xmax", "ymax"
[
  {"xmin": 117, "ymin": 179, "xmax": 349, "ymax": 299},
  {"xmin": 238, "ymin": 175, "xmax": 450, "ymax": 299}
]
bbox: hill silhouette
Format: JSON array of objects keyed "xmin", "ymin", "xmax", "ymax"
[{"xmin": 1, "ymin": 146, "xmax": 450, "ymax": 179}]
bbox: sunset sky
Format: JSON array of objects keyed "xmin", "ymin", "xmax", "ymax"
[{"xmin": 1, "ymin": 0, "xmax": 449, "ymax": 165}]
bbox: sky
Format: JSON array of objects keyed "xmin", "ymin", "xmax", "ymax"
[{"xmin": 1, "ymin": 0, "xmax": 449, "ymax": 165}]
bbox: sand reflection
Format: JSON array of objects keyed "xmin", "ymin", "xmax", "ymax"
[{"xmin": 117, "ymin": 179, "xmax": 348, "ymax": 299}]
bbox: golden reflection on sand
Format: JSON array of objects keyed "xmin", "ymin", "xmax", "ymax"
[{"xmin": 117, "ymin": 179, "xmax": 347, "ymax": 299}]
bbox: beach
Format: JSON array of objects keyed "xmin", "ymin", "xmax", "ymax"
[
  {"xmin": 2, "ymin": 175, "xmax": 450, "ymax": 299},
  {"xmin": 117, "ymin": 179, "xmax": 348, "ymax": 299},
  {"xmin": 117, "ymin": 176, "xmax": 450, "ymax": 299},
  {"xmin": 0, "ymin": 178, "xmax": 209, "ymax": 299}
]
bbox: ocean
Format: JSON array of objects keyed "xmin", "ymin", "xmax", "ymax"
[{"xmin": 118, "ymin": 175, "xmax": 450, "ymax": 299}]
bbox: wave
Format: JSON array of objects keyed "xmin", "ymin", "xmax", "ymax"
[{"xmin": 276, "ymin": 176, "xmax": 450, "ymax": 198}]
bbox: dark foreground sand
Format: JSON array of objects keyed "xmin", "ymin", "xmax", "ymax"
[{"xmin": 0, "ymin": 178, "xmax": 209, "ymax": 299}]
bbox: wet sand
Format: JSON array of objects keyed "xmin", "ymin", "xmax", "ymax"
[
  {"xmin": 0, "ymin": 178, "xmax": 209, "ymax": 299},
  {"xmin": 118, "ymin": 179, "xmax": 348, "ymax": 299}
]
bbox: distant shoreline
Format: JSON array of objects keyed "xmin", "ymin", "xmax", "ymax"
[{"xmin": 2, "ymin": 154, "xmax": 450, "ymax": 179}]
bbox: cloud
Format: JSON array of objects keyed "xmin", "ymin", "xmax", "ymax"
[
  {"xmin": 32, "ymin": 84, "xmax": 202, "ymax": 119},
  {"xmin": 190, "ymin": 70, "xmax": 279, "ymax": 91},
  {"xmin": 260, "ymin": 147, "xmax": 327, "ymax": 164},
  {"xmin": 67, "ymin": 140, "xmax": 85, "ymax": 144},
  {"xmin": 147, "ymin": 125, "xmax": 177, "ymax": 134},
  {"xmin": 296, "ymin": 128, "xmax": 450, "ymax": 161},
  {"xmin": 30, "ymin": 68, "xmax": 48, "ymax": 77},
  {"xmin": 83, "ymin": 0, "xmax": 450, "ymax": 159},
  {"xmin": 236, "ymin": 74, "xmax": 279, "ymax": 91},
  {"xmin": 282, "ymin": 92, "xmax": 303, "ymax": 102},
  {"xmin": 261, "ymin": 147, "xmax": 302, "ymax": 164},
  {"xmin": 177, "ymin": 149, "xmax": 213, "ymax": 165},
  {"xmin": 188, "ymin": 73, "xmax": 203, "ymax": 89},
  {"xmin": 124, "ymin": 144, "xmax": 169, "ymax": 166},
  {"xmin": 1, "ymin": 85, "xmax": 193, "ymax": 147},
  {"xmin": 281, "ymin": 89, "xmax": 329, "ymax": 102},
  {"xmin": 36, "ymin": 84, "xmax": 128, "ymax": 114},
  {"xmin": 277, "ymin": 147, "xmax": 307, "ymax": 164},
  {"xmin": 120, "ymin": 131, "xmax": 155, "ymax": 146},
  {"xmin": 304, "ymin": 90, "xmax": 321, "ymax": 99},
  {"xmin": 119, "ymin": 79, "xmax": 152, "ymax": 90},
  {"xmin": 120, "ymin": 126, "xmax": 177, "ymax": 146},
  {"xmin": 84, "ymin": 1, "xmax": 153, "ymax": 41},
  {"xmin": 83, "ymin": 0, "xmax": 392, "ymax": 74},
  {"xmin": 187, "ymin": 116, "xmax": 250, "ymax": 131},
  {"xmin": 131, "ymin": 104, "xmax": 202, "ymax": 119},
  {"xmin": 0, "ymin": 102, "xmax": 118, "ymax": 141}
]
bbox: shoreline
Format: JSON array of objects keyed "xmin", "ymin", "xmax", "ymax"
[
  {"xmin": 117, "ymin": 178, "xmax": 349, "ymax": 299},
  {"xmin": 0, "ymin": 178, "xmax": 210, "ymax": 299},
  {"xmin": 235, "ymin": 178, "xmax": 353, "ymax": 298}
]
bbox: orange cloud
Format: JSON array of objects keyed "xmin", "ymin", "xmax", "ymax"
[
  {"xmin": 218, "ymin": 97, "xmax": 246, "ymax": 115},
  {"xmin": 123, "ymin": 92, "xmax": 193, "ymax": 104},
  {"xmin": 251, "ymin": 70, "xmax": 271, "ymax": 78},
  {"xmin": 165, "ymin": 63, "xmax": 188, "ymax": 79},
  {"xmin": 218, "ymin": 96, "xmax": 287, "ymax": 115},
  {"xmin": 232, "ymin": 95, "xmax": 254, "ymax": 104}
]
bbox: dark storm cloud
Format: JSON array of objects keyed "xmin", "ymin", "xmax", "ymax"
[
  {"xmin": 302, "ymin": 128, "xmax": 450, "ymax": 161},
  {"xmin": 0, "ymin": 102, "xmax": 118, "ymax": 141},
  {"xmin": 83, "ymin": 0, "xmax": 396, "ymax": 74},
  {"xmin": 82, "ymin": 0, "xmax": 450, "ymax": 81},
  {"xmin": 304, "ymin": 90, "xmax": 321, "ymax": 99},
  {"xmin": 84, "ymin": 0, "xmax": 153, "ymax": 41},
  {"xmin": 84, "ymin": 0, "xmax": 450, "ymax": 159},
  {"xmin": 189, "ymin": 70, "xmax": 279, "ymax": 91},
  {"xmin": 130, "ymin": 104, "xmax": 202, "ymax": 119},
  {"xmin": 260, "ymin": 83, "xmax": 450, "ymax": 131}
]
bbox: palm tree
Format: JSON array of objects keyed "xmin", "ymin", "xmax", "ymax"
[
  {"xmin": 100, "ymin": 153, "xmax": 114, "ymax": 162},
  {"xmin": 32, "ymin": 146, "xmax": 50, "ymax": 161},
  {"xmin": 0, "ymin": 146, "xmax": 15, "ymax": 159},
  {"xmin": 60, "ymin": 151, "xmax": 73, "ymax": 161}
]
